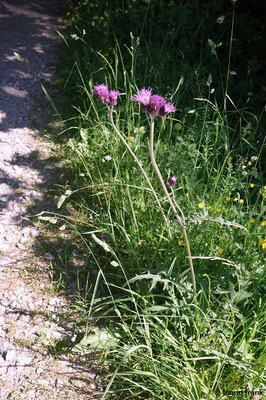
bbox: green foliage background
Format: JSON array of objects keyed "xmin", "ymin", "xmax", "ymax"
[{"xmin": 50, "ymin": 0, "xmax": 266, "ymax": 398}]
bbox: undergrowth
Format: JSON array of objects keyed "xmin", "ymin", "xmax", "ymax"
[{"xmin": 42, "ymin": 1, "xmax": 265, "ymax": 398}]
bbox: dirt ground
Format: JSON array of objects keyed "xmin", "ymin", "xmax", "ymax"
[{"xmin": 0, "ymin": 1, "xmax": 98, "ymax": 398}]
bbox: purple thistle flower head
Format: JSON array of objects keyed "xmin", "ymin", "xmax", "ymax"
[
  {"xmin": 132, "ymin": 87, "xmax": 176, "ymax": 117},
  {"xmin": 167, "ymin": 176, "xmax": 177, "ymax": 187},
  {"xmin": 93, "ymin": 84, "xmax": 110, "ymax": 104},
  {"xmin": 159, "ymin": 102, "xmax": 176, "ymax": 117},
  {"xmin": 93, "ymin": 84, "xmax": 120, "ymax": 106},
  {"xmin": 109, "ymin": 90, "xmax": 120, "ymax": 106},
  {"xmin": 150, "ymin": 95, "xmax": 166, "ymax": 108},
  {"xmin": 147, "ymin": 94, "xmax": 166, "ymax": 115},
  {"xmin": 132, "ymin": 87, "xmax": 152, "ymax": 106}
]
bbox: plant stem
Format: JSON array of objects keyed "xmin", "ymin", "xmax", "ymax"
[
  {"xmin": 149, "ymin": 115, "xmax": 197, "ymax": 296},
  {"xmin": 109, "ymin": 108, "xmax": 169, "ymax": 225},
  {"xmin": 223, "ymin": 2, "xmax": 235, "ymax": 114}
]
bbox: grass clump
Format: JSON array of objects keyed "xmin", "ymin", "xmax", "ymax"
[{"xmin": 46, "ymin": 1, "xmax": 266, "ymax": 398}]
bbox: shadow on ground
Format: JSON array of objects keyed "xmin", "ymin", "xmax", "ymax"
[{"xmin": 0, "ymin": 0, "xmax": 102, "ymax": 396}]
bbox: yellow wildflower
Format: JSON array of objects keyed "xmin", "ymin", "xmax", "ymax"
[
  {"xmin": 234, "ymin": 226, "xmax": 239, "ymax": 230},
  {"xmin": 263, "ymin": 243, "xmax": 266, "ymax": 250},
  {"xmin": 249, "ymin": 218, "xmax": 255, "ymax": 224},
  {"xmin": 208, "ymin": 206, "xmax": 213, "ymax": 210},
  {"xmin": 218, "ymin": 248, "xmax": 224, "ymax": 255},
  {"xmin": 178, "ymin": 240, "xmax": 185, "ymax": 246},
  {"xmin": 127, "ymin": 136, "xmax": 132, "ymax": 141},
  {"xmin": 247, "ymin": 161, "xmax": 252, "ymax": 166},
  {"xmin": 250, "ymin": 183, "xmax": 255, "ymax": 188},
  {"xmin": 233, "ymin": 197, "xmax": 238, "ymax": 202},
  {"xmin": 259, "ymin": 238, "xmax": 265, "ymax": 245},
  {"xmin": 261, "ymin": 221, "xmax": 266, "ymax": 227},
  {"xmin": 239, "ymin": 199, "xmax": 244, "ymax": 204},
  {"xmin": 228, "ymin": 156, "xmax": 232, "ymax": 161},
  {"xmin": 264, "ymin": 186, "xmax": 266, "ymax": 190},
  {"xmin": 226, "ymin": 196, "xmax": 231, "ymax": 201},
  {"xmin": 198, "ymin": 202, "xmax": 204, "ymax": 209}
]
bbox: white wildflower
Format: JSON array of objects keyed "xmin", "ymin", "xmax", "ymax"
[
  {"xmin": 102, "ymin": 155, "xmax": 112, "ymax": 162},
  {"xmin": 110, "ymin": 260, "xmax": 119, "ymax": 267},
  {"xmin": 217, "ymin": 15, "xmax": 225, "ymax": 24}
]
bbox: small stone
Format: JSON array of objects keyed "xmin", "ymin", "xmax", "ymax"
[
  {"xmin": 10, "ymin": 301, "xmax": 20, "ymax": 309},
  {"xmin": 22, "ymin": 227, "xmax": 32, "ymax": 235},
  {"xmin": 0, "ymin": 258, "xmax": 12, "ymax": 266},
  {"xmin": 71, "ymin": 248, "xmax": 78, "ymax": 256},
  {"xmin": 16, "ymin": 242, "xmax": 26, "ymax": 250},
  {"xmin": 19, "ymin": 353, "xmax": 34, "ymax": 365},
  {"xmin": 55, "ymin": 377, "xmax": 64, "ymax": 387},
  {"xmin": 5, "ymin": 349, "xmax": 16, "ymax": 362},
  {"xmin": 19, "ymin": 236, "xmax": 29, "ymax": 244},
  {"xmin": 49, "ymin": 298, "xmax": 59, "ymax": 306},
  {"xmin": 26, "ymin": 390, "xmax": 36, "ymax": 398},
  {"xmin": 44, "ymin": 252, "xmax": 55, "ymax": 260},
  {"xmin": 30, "ymin": 229, "xmax": 39, "ymax": 237},
  {"xmin": 36, "ymin": 367, "xmax": 44, "ymax": 375},
  {"xmin": 39, "ymin": 378, "xmax": 50, "ymax": 387}
]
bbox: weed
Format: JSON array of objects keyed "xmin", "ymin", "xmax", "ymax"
[{"xmin": 42, "ymin": 1, "xmax": 266, "ymax": 398}]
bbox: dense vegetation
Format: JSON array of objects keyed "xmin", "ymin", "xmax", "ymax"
[{"xmin": 49, "ymin": 0, "xmax": 265, "ymax": 398}]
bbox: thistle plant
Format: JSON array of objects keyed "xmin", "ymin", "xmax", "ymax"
[
  {"xmin": 132, "ymin": 87, "xmax": 196, "ymax": 295},
  {"xmin": 93, "ymin": 83, "xmax": 196, "ymax": 295},
  {"xmin": 93, "ymin": 84, "xmax": 168, "ymax": 225}
]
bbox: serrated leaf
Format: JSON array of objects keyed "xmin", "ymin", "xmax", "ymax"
[
  {"xmin": 229, "ymin": 282, "xmax": 252, "ymax": 303},
  {"xmin": 127, "ymin": 272, "xmax": 187, "ymax": 293},
  {"xmin": 72, "ymin": 329, "xmax": 119, "ymax": 353}
]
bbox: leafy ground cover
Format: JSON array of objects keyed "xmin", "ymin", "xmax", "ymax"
[{"xmin": 47, "ymin": 1, "xmax": 265, "ymax": 398}]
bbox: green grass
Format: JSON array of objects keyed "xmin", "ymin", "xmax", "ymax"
[{"xmin": 42, "ymin": 1, "xmax": 266, "ymax": 398}]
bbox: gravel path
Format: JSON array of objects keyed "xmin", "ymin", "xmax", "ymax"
[{"xmin": 0, "ymin": 1, "xmax": 97, "ymax": 398}]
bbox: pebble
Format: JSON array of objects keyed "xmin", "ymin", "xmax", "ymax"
[
  {"xmin": 16, "ymin": 242, "xmax": 26, "ymax": 250},
  {"xmin": 49, "ymin": 298, "xmax": 60, "ymax": 306},
  {"xmin": 19, "ymin": 354, "xmax": 34, "ymax": 365},
  {"xmin": 5, "ymin": 349, "xmax": 17, "ymax": 362},
  {"xmin": 19, "ymin": 236, "xmax": 29, "ymax": 244},
  {"xmin": 38, "ymin": 378, "xmax": 50, "ymax": 387},
  {"xmin": 56, "ymin": 377, "xmax": 64, "ymax": 387},
  {"xmin": 44, "ymin": 251, "xmax": 55, "ymax": 260},
  {"xmin": 0, "ymin": 258, "xmax": 12, "ymax": 266},
  {"xmin": 36, "ymin": 367, "xmax": 44, "ymax": 375}
]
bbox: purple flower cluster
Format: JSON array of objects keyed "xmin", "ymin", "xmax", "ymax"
[
  {"xmin": 132, "ymin": 88, "xmax": 176, "ymax": 117},
  {"xmin": 93, "ymin": 84, "xmax": 120, "ymax": 106},
  {"xmin": 167, "ymin": 176, "xmax": 177, "ymax": 187}
]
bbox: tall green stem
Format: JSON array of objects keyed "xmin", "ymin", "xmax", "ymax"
[
  {"xmin": 148, "ymin": 115, "xmax": 197, "ymax": 296},
  {"xmin": 109, "ymin": 108, "xmax": 168, "ymax": 225},
  {"xmin": 223, "ymin": 2, "xmax": 235, "ymax": 114}
]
